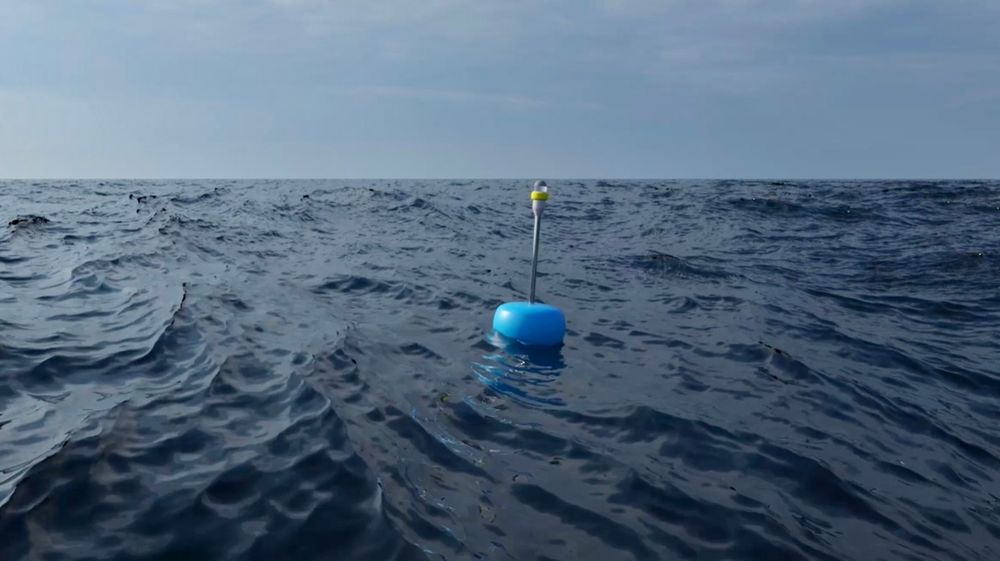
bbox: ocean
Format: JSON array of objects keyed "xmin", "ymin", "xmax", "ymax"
[{"xmin": 1, "ymin": 179, "xmax": 998, "ymax": 560}]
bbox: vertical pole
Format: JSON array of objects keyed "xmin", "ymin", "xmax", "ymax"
[{"xmin": 529, "ymin": 213, "xmax": 541, "ymax": 303}]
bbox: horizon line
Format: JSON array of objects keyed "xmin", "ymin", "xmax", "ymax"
[{"xmin": 2, "ymin": 177, "xmax": 998, "ymax": 182}]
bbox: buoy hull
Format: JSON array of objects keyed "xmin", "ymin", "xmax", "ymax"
[{"xmin": 493, "ymin": 302, "xmax": 566, "ymax": 347}]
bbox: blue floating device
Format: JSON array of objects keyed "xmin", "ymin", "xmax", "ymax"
[
  {"xmin": 492, "ymin": 180, "xmax": 567, "ymax": 347},
  {"xmin": 493, "ymin": 302, "xmax": 566, "ymax": 347}
]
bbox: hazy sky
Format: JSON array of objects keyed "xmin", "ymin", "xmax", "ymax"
[{"xmin": 2, "ymin": 0, "xmax": 998, "ymax": 178}]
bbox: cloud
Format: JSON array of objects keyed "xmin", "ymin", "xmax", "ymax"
[{"xmin": 333, "ymin": 86, "xmax": 544, "ymax": 107}]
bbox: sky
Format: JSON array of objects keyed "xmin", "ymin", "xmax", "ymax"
[{"xmin": 1, "ymin": 0, "xmax": 998, "ymax": 179}]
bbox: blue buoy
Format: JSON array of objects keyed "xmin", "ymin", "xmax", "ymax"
[
  {"xmin": 493, "ymin": 302, "xmax": 566, "ymax": 347},
  {"xmin": 492, "ymin": 181, "xmax": 567, "ymax": 346}
]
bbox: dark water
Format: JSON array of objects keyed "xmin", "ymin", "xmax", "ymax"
[{"xmin": 1, "ymin": 180, "xmax": 999, "ymax": 561}]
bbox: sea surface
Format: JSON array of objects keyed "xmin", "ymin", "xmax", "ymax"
[{"xmin": 1, "ymin": 180, "xmax": 999, "ymax": 561}]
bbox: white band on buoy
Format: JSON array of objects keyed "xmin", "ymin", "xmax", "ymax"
[{"xmin": 531, "ymin": 182, "xmax": 549, "ymax": 217}]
